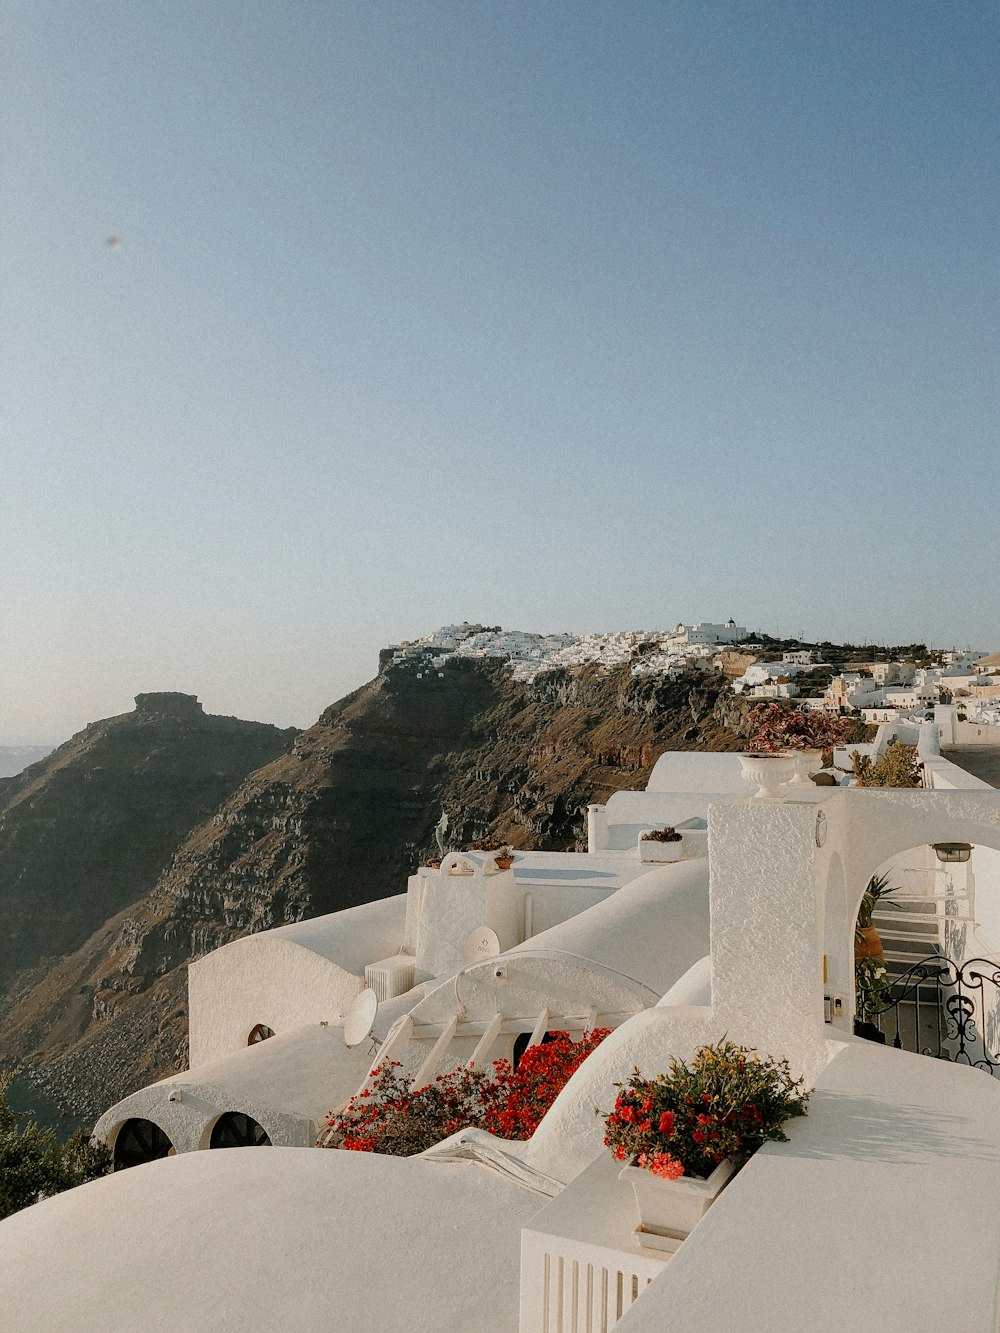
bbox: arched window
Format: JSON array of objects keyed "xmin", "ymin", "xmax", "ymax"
[
  {"xmin": 247, "ymin": 1023, "xmax": 275, "ymax": 1045},
  {"xmin": 209, "ymin": 1112, "xmax": 272, "ymax": 1149},
  {"xmin": 113, "ymin": 1118, "xmax": 174, "ymax": 1171}
]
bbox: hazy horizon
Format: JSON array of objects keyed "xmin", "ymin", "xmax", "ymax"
[
  {"xmin": 2, "ymin": 614, "xmax": 993, "ymax": 749},
  {"xmin": 4, "ymin": 2, "xmax": 998, "ymax": 746}
]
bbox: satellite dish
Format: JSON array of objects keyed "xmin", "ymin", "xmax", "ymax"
[
  {"xmin": 464, "ymin": 926, "xmax": 501, "ymax": 965},
  {"xmin": 343, "ymin": 989, "xmax": 379, "ymax": 1048}
]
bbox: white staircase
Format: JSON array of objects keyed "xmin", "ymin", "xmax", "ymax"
[{"xmin": 870, "ymin": 867, "xmax": 975, "ymax": 1051}]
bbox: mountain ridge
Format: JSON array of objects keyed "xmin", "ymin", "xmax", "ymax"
[
  {"xmin": 1, "ymin": 659, "xmax": 751, "ymax": 1120},
  {"xmin": 0, "ymin": 692, "xmax": 299, "ymax": 988}
]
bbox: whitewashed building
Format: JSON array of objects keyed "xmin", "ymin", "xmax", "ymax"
[{"xmin": 3, "ymin": 727, "xmax": 1000, "ymax": 1332}]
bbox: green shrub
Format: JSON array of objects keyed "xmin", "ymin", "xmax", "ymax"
[
  {"xmin": 0, "ymin": 1070, "xmax": 111, "ymax": 1220},
  {"xmin": 852, "ymin": 744, "xmax": 922, "ymax": 788}
]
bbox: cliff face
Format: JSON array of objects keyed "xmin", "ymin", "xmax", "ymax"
[
  {"xmin": 0, "ymin": 693, "xmax": 298, "ymax": 986},
  {"xmin": 1, "ymin": 663, "xmax": 747, "ymax": 1120}
]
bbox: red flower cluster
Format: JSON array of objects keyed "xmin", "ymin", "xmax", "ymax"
[
  {"xmin": 637, "ymin": 1149, "xmax": 684, "ymax": 1179},
  {"xmin": 321, "ymin": 1031, "xmax": 610, "ymax": 1156},
  {"xmin": 602, "ymin": 1040, "xmax": 809, "ymax": 1180},
  {"xmin": 482, "ymin": 1030, "xmax": 609, "ymax": 1140}
]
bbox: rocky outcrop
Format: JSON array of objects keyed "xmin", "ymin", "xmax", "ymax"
[
  {"xmin": 0, "ymin": 695, "xmax": 298, "ymax": 986},
  {"xmin": 1, "ymin": 660, "xmax": 748, "ymax": 1121}
]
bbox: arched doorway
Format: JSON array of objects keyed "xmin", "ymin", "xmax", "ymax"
[
  {"xmin": 209, "ymin": 1112, "xmax": 272, "ymax": 1148},
  {"xmin": 849, "ymin": 840, "xmax": 1000, "ymax": 1069},
  {"xmin": 819, "ymin": 793, "xmax": 1000, "ymax": 1024},
  {"xmin": 113, "ymin": 1118, "xmax": 174, "ymax": 1171}
]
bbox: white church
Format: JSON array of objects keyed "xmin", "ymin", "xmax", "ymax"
[{"xmin": 2, "ymin": 719, "xmax": 1000, "ymax": 1332}]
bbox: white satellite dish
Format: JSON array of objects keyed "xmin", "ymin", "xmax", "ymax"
[
  {"xmin": 464, "ymin": 926, "xmax": 501, "ymax": 965},
  {"xmin": 343, "ymin": 988, "xmax": 379, "ymax": 1048}
]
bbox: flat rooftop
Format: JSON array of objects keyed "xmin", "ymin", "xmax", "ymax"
[{"xmin": 942, "ymin": 746, "xmax": 1000, "ymax": 788}]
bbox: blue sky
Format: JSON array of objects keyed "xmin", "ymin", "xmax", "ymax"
[{"xmin": 2, "ymin": 1, "xmax": 998, "ymax": 743}]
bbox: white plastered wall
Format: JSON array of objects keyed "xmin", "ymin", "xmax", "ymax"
[
  {"xmin": 187, "ymin": 895, "xmax": 408, "ymax": 1066},
  {"xmin": 412, "ymin": 855, "xmax": 524, "ymax": 975},
  {"xmin": 522, "ymin": 797, "xmax": 832, "ymax": 1185},
  {"xmin": 95, "ymin": 1024, "xmax": 377, "ymax": 1154},
  {"xmin": 189, "ymin": 937, "xmax": 364, "ymax": 1066}
]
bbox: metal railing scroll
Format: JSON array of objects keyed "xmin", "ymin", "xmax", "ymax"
[{"xmin": 856, "ymin": 955, "xmax": 1000, "ymax": 1077}]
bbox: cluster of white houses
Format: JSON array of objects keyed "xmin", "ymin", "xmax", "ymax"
[
  {"xmin": 734, "ymin": 651, "xmax": 1000, "ymax": 719},
  {"xmin": 388, "ymin": 625, "xmax": 1000, "ymax": 731},
  {"xmin": 3, "ymin": 708, "xmax": 1000, "ymax": 1329},
  {"xmin": 385, "ymin": 620, "xmax": 749, "ymax": 682}
]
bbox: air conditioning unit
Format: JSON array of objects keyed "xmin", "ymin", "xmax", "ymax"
[{"xmin": 365, "ymin": 956, "xmax": 416, "ymax": 1002}]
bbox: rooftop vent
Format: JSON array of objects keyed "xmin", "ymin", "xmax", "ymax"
[{"xmin": 365, "ymin": 956, "xmax": 416, "ymax": 1002}]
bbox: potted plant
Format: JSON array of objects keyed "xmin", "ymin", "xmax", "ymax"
[
  {"xmin": 854, "ymin": 957, "xmax": 890, "ymax": 1038},
  {"xmin": 854, "ymin": 872, "xmax": 901, "ymax": 964},
  {"xmin": 743, "ymin": 702, "xmax": 861, "ymax": 787},
  {"xmin": 639, "ymin": 827, "xmax": 684, "ymax": 862},
  {"xmin": 603, "ymin": 1040, "xmax": 808, "ymax": 1243},
  {"xmin": 468, "ymin": 839, "xmax": 514, "ymax": 870}
]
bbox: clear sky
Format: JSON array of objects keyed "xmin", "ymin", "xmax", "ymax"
[{"xmin": 2, "ymin": 1, "xmax": 998, "ymax": 744}]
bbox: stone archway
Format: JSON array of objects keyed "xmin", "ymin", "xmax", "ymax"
[
  {"xmin": 208, "ymin": 1112, "xmax": 272, "ymax": 1149},
  {"xmin": 112, "ymin": 1117, "xmax": 174, "ymax": 1170},
  {"xmin": 818, "ymin": 789, "xmax": 1000, "ymax": 1034}
]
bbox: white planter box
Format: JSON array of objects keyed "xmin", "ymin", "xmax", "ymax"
[
  {"xmin": 639, "ymin": 836, "xmax": 683, "ymax": 863},
  {"xmin": 618, "ymin": 1157, "xmax": 734, "ymax": 1239}
]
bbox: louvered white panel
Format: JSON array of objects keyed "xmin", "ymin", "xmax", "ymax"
[{"xmin": 364, "ymin": 956, "xmax": 416, "ymax": 1001}]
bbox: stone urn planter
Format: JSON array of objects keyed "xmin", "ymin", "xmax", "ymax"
[
  {"xmin": 738, "ymin": 752, "xmax": 795, "ymax": 798},
  {"xmin": 493, "ymin": 853, "xmax": 514, "ymax": 871},
  {"xmin": 787, "ymin": 748, "xmax": 824, "ymax": 787},
  {"xmin": 619, "ymin": 1157, "xmax": 734, "ymax": 1243}
]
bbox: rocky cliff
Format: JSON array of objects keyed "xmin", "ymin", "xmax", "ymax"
[
  {"xmin": 0, "ymin": 693, "xmax": 298, "ymax": 987},
  {"xmin": 2, "ymin": 662, "xmax": 748, "ymax": 1120}
]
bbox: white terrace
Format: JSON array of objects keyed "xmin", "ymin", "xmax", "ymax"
[{"xmin": 3, "ymin": 721, "xmax": 1000, "ymax": 1332}]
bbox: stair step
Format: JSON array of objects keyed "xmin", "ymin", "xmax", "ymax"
[
  {"xmin": 880, "ymin": 933, "xmax": 944, "ymax": 945},
  {"xmin": 883, "ymin": 951, "xmax": 947, "ymax": 965},
  {"xmin": 873, "ymin": 913, "xmax": 939, "ymax": 925}
]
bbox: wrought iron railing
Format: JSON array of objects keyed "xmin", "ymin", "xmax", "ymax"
[{"xmin": 856, "ymin": 955, "xmax": 1000, "ymax": 1077}]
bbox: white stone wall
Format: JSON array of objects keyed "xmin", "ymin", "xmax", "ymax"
[
  {"xmin": 412, "ymin": 857, "xmax": 525, "ymax": 975},
  {"xmin": 189, "ymin": 937, "xmax": 365, "ymax": 1067},
  {"xmin": 708, "ymin": 800, "xmax": 826, "ymax": 1078}
]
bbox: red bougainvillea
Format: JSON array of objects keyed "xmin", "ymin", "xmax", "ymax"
[
  {"xmin": 482, "ymin": 1029, "xmax": 610, "ymax": 1140},
  {"xmin": 322, "ymin": 1029, "xmax": 610, "ymax": 1156}
]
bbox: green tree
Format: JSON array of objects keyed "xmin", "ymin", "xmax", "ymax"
[{"xmin": 0, "ymin": 1070, "xmax": 111, "ymax": 1220}]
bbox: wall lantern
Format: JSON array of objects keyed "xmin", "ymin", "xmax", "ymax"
[{"xmin": 932, "ymin": 842, "xmax": 973, "ymax": 864}]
